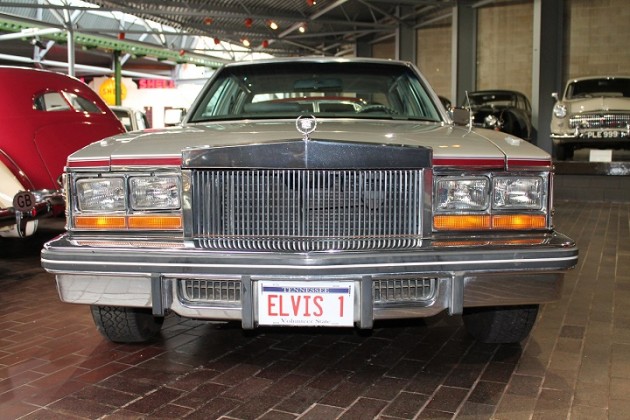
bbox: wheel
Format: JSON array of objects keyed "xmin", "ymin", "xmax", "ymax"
[
  {"xmin": 462, "ymin": 305, "xmax": 539, "ymax": 344},
  {"xmin": 90, "ymin": 305, "xmax": 163, "ymax": 343}
]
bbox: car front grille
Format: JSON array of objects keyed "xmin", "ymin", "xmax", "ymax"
[
  {"xmin": 373, "ymin": 277, "xmax": 436, "ymax": 304},
  {"xmin": 178, "ymin": 277, "xmax": 436, "ymax": 305},
  {"xmin": 190, "ymin": 169, "xmax": 424, "ymax": 251},
  {"xmin": 569, "ymin": 113, "xmax": 630, "ymax": 129},
  {"xmin": 180, "ymin": 279, "xmax": 241, "ymax": 304}
]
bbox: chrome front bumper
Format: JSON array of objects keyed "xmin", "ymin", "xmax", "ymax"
[{"xmin": 42, "ymin": 232, "xmax": 578, "ymax": 329}]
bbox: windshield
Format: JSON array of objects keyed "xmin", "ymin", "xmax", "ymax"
[
  {"xmin": 466, "ymin": 92, "xmax": 518, "ymax": 109},
  {"xmin": 188, "ymin": 61, "xmax": 442, "ymax": 123},
  {"xmin": 566, "ymin": 78, "xmax": 630, "ymax": 99}
]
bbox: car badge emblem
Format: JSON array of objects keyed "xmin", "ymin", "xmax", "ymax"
[{"xmin": 296, "ymin": 115, "xmax": 317, "ymax": 141}]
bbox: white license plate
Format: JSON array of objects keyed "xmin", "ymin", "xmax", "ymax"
[
  {"xmin": 257, "ymin": 281, "xmax": 354, "ymax": 327},
  {"xmin": 584, "ymin": 130, "xmax": 627, "ymax": 139}
]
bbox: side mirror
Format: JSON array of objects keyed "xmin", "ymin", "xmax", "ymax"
[
  {"xmin": 450, "ymin": 107, "xmax": 471, "ymax": 126},
  {"xmin": 551, "ymin": 92, "xmax": 559, "ymax": 100}
]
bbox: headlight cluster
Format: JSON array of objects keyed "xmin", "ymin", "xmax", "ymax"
[
  {"xmin": 434, "ymin": 176, "xmax": 547, "ymax": 231},
  {"xmin": 483, "ymin": 114, "xmax": 501, "ymax": 129},
  {"xmin": 130, "ymin": 177, "xmax": 180, "ymax": 210},
  {"xmin": 76, "ymin": 178, "xmax": 125, "ymax": 211},
  {"xmin": 553, "ymin": 103, "xmax": 567, "ymax": 118},
  {"xmin": 72, "ymin": 175, "xmax": 182, "ymax": 230}
]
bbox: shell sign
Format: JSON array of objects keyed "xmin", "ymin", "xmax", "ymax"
[{"xmin": 98, "ymin": 77, "xmax": 128, "ymax": 105}]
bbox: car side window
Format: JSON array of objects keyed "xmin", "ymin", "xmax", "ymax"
[
  {"xmin": 34, "ymin": 92, "xmax": 70, "ymax": 111},
  {"xmin": 63, "ymin": 92, "xmax": 102, "ymax": 113},
  {"xmin": 34, "ymin": 91, "xmax": 102, "ymax": 113}
]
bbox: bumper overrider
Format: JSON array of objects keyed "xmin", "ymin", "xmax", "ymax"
[
  {"xmin": 41, "ymin": 232, "xmax": 578, "ymax": 329},
  {"xmin": 0, "ymin": 190, "xmax": 64, "ymax": 237}
]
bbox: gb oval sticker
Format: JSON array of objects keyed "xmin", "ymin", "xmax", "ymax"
[{"xmin": 13, "ymin": 191, "xmax": 36, "ymax": 212}]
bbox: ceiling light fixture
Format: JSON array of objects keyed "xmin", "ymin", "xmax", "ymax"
[
  {"xmin": 267, "ymin": 20, "xmax": 279, "ymax": 30},
  {"xmin": 298, "ymin": 24, "xmax": 307, "ymax": 33},
  {"xmin": 242, "ymin": 38, "xmax": 251, "ymax": 47}
]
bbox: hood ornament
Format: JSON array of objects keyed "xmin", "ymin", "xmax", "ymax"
[{"xmin": 296, "ymin": 115, "xmax": 317, "ymax": 141}]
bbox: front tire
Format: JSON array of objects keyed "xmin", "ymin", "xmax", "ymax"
[
  {"xmin": 91, "ymin": 305, "xmax": 163, "ymax": 343},
  {"xmin": 463, "ymin": 305, "xmax": 539, "ymax": 344}
]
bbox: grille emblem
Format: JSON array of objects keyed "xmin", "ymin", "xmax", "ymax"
[{"xmin": 296, "ymin": 115, "xmax": 317, "ymax": 141}]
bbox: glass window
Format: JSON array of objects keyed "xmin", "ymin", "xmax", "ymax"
[
  {"xmin": 63, "ymin": 92, "xmax": 102, "ymax": 113},
  {"xmin": 189, "ymin": 61, "xmax": 442, "ymax": 123},
  {"xmin": 566, "ymin": 78, "xmax": 630, "ymax": 99},
  {"xmin": 34, "ymin": 92, "xmax": 70, "ymax": 111},
  {"xmin": 34, "ymin": 91, "xmax": 102, "ymax": 113}
]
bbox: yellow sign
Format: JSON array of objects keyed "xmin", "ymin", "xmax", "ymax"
[{"xmin": 99, "ymin": 77, "xmax": 127, "ymax": 105}]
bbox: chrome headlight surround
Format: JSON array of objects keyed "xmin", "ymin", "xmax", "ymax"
[
  {"xmin": 70, "ymin": 172, "xmax": 183, "ymax": 231},
  {"xmin": 434, "ymin": 177, "xmax": 490, "ymax": 213},
  {"xmin": 484, "ymin": 114, "xmax": 501, "ymax": 129},
  {"xmin": 553, "ymin": 103, "xmax": 567, "ymax": 118},
  {"xmin": 76, "ymin": 177, "xmax": 126, "ymax": 212},
  {"xmin": 129, "ymin": 176, "xmax": 181, "ymax": 210},
  {"xmin": 493, "ymin": 176, "xmax": 544, "ymax": 210},
  {"xmin": 433, "ymin": 173, "xmax": 550, "ymax": 231}
]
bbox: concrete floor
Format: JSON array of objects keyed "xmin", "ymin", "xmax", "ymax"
[{"xmin": 1, "ymin": 201, "xmax": 629, "ymax": 419}]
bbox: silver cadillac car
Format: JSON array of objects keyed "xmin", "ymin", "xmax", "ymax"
[
  {"xmin": 551, "ymin": 75, "xmax": 630, "ymax": 160},
  {"xmin": 41, "ymin": 58, "xmax": 578, "ymax": 344}
]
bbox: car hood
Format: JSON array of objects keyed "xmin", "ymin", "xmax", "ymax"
[
  {"xmin": 566, "ymin": 96, "xmax": 630, "ymax": 114},
  {"xmin": 67, "ymin": 119, "xmax": 549, "ymax": 168}
]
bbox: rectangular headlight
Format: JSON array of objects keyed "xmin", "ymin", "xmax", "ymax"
[
  {"xmin": 76, "ymin": 178, "xmax": 125, "ymax": 212},
  {"xmin": 130, "ymin": 176, "xmax": 181, "ymax": 210},
  {"xmin": 435, "ymin": 177, "xmax": 489, "ymax": 212},
  {"xmin": 493, "ymin": 177, "xmax": 543, "ymax": 210}
]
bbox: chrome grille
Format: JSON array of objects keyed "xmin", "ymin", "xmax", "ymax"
[
  {"xmin": 373, "ymin": 277, "xmax": 436, "ymax": 303},
  {"xmin": 569, "ymin": 113, "xmax": 630, "ymax": 129},
  {"xmin": 179, "ymin": 277, "xmax": 435, "ymax": 306},
  {"xmin": 190, "ymin": 169, "xmax": 423, "ymax": 251},
  {"xmin": 180, "ymin": 280, "xmax": 241, "ymax": 304}
]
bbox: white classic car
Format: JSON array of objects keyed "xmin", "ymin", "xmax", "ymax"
[
  {"xmin": 109, "ymin": 106, "xmax": 150, "ymax": 132},
  {"xmin": 41, "ymin": 58, "xmax": 578, "ymax": 345},
  {"xmin": 551, "ymin": 76, "xmax": 630, "ymax": 160}
]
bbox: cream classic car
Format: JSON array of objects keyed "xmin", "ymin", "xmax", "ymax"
[
  {"xmin": 551, "ymin": 76, "xmax": 630, "ymax": 160},
  {"xmin": 41, "ymin": 58, "xmax": 578, "ymax": 344}
]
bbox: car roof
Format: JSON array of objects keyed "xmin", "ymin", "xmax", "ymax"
[
  {"xmin": 565, "ymin": 75, "xmax": 630, "ymax": 84},
  {"xmin": 221, "ymin": 56, "xmax": 414, "ymax": 69}
]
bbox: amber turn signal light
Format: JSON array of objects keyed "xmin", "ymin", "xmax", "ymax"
[
  {"xmin": 491, "ymin": 214, "xmax": 546, "ymax": 230},
  {"xmin": 434, "ymin": 214, "xmax": 547, "ymax": 231},
  {"xmin": 74, "ymin": 215, "xmax": 182, "ymax": 230},
  {"xmin": 128, "ymin": 215, "xmax": 182, "ymax": 230},
  {"xmin": 433, "ymin": 215, "xmax": 491, "ymax": 230},
  {"xmin": 74, "ymin": 215, "xmax": 126, "ymax": 229}
]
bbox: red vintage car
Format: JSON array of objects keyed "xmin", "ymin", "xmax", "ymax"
[{"xmin": 0, "ymin": 67, "xmax": 125, "ymax": 238}]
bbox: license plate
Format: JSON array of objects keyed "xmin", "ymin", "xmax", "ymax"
[
  {"xmin": 584, "ymin": 130, "xmax": 627, "ymax": 139},
  {"xmin": 257, "ymin": 281, "xmax": 354, "ymax": 327}
]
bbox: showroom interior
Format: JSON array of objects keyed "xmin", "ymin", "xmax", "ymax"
[{"xmin": 1, "ymin": 0, "xmax": 630, "ymax": 419}]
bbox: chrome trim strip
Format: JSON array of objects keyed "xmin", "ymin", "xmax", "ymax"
[{"xmin": 43, "ymin": 255, "xmax": 578, "ymax": 272}]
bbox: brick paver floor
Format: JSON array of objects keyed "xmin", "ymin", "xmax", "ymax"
[{"xmin": 1, "ymin": 201, "xmax": 629, "ymax": 419}]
